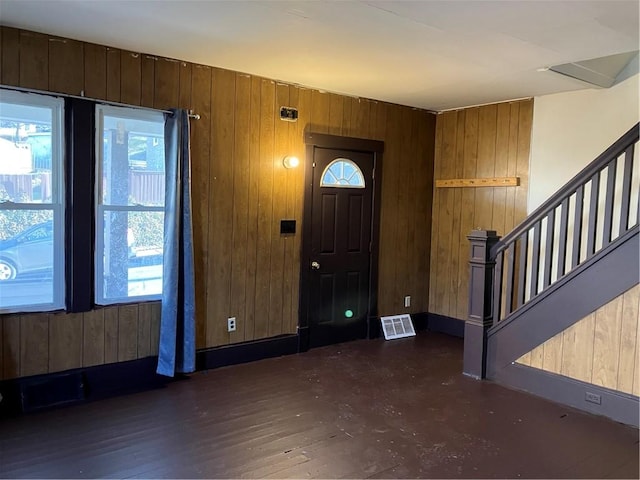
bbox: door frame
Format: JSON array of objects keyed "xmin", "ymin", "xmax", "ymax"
[{"xmin": 298, "ymin": 132, "xmax": 384, "ymax": 351}]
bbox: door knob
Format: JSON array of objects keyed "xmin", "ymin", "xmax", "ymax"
[{"xmin": 311, "ymin": 261, "xmax": 320, "ymax": 270}]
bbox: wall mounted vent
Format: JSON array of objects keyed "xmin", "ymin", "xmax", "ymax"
[{"xmin": 381, "ymin": 314, "xmax": 416, "ymax": 340}]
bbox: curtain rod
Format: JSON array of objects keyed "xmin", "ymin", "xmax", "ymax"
[{"xmin": 0, "ymin": 84, "xmax": 200, "ymax": 120}]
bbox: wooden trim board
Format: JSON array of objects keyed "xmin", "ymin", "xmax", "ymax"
[
  {"xmin": 436, "ymin": 177, "xmax": 519, "ymax": 188},
  {"xmin": 496, "ymin": 363, "xmax": 639, "ymax": 427}
]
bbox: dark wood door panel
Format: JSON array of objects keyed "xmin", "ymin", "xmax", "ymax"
[
  {"xmin": 320, "ymin": 193, "xmax": 337, "ymax": 254},
  {"xmin": 308, "ymin": 147, "xmax": 374, "ymax": 347},
  {"xmin": 300, "ymin": 133, "xmax": 384, "ymax": 351}
]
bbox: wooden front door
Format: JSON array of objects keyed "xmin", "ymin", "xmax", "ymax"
[{"xmin": 300, "ymin": 133, "xmax": 383, "ymax": 350}]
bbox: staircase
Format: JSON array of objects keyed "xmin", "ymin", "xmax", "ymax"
[{"xmin": 463, "ymin": 124, "xmax": 639, "ymax": 426}]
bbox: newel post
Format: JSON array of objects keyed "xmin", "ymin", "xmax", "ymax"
[{"xmin": 463, "ymin": 230, "xmax": 500, "ymax": 379}]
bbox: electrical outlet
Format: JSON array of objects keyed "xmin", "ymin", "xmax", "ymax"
[
  {"xmin": 404, "ymin": 295, "xmax": 411, "ymax": 308},
  {"xmin": 585, "ymin": 392, "xmax": 601, "ymax": 405},
  {"xmin": 227, "ymin": 317, "xmax": 236, "ymax": 332}
]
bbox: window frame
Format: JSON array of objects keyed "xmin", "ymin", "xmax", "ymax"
[
  {"xmin": 94, "ymin": 104, "xmax": 165, "ymax": 305},
  {"xmin": 0, "ymin": 89, "xmax": 65, "ymax": 314},
  {"xmin": 320, "ymin": 158, "xmax": 366, "ymax": 188},
  {"xmin": 0, "ymin": 87, "xmax": 171, "ymax": 315}
]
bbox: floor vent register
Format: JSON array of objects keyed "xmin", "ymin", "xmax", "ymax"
[{"xmin": 380, "ymin": 314, "xmax": 416, "ymax": 340}]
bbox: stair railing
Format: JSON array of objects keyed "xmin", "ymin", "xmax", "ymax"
[{"xmin": 464, "ymin": 124, "xmax": 639, "ymax": 378}]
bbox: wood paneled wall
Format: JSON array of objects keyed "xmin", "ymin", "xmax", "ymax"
[
  {"xmin": 517, "ymin": 284, "xmax": 639, "ymax": 396},
  {"xmin": 0, "ymin": 27, "xmax": 436, "ymax": 380},
  {"xmin": 429, "ymin": 100, "xmax": 533, "ymax": 320},
  {"xmin": 1, "ymin": 304, "xmax": 160, "ymax": 380}
]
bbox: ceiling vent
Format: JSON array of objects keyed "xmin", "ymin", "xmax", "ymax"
[
  {"xmin": 548, "ymin": 50, "xmax": 638, "ymax": 88},
  {"xmin": 381, "ymin": 314, "xmax": 416, "ymax": 340}
]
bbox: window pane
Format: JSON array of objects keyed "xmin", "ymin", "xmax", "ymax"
[
  {"xmin": 0, "ymin": 89, "xmax": 64, "ymax": 313},
  {"xmin": 0, "ymin": 99, "xmax": 57, "ymax": 204},
  {"xmin": 96, "ymin": 105, "xmax": 165, "ymax": 305},
  {"xmin": 320, "ymin": 158, "xmax": 365, "ymax": 188},
  {"xmin": 0, "ymin": 209, "xmax": 59, "ymax": 310},
  {"xmin": 99, "ymin": 109, "xmax": 165, "ymax": 207},
  {"xmin": 97, "ymin": 210, "xmax": 164, "ymax": 304}
]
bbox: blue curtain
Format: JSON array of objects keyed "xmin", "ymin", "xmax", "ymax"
[{"xmin": 157, "ymin": 109, "xmax": 196, "ymax": 377}]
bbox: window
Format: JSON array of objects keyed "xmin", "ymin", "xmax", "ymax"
[
  {"xmin": 0, "ymin": 90, "xmax": 64, "ymax": 313},
  {"xmin": 95, "ymin": 105, "xmax": 165, "ymax": 305},
  {"xmin": 0, "ymin": 89, "xmax": 169, "ymax": 313},
  {"xmin": 320, "ymin": 158, "xmax": 365, "ymax": 188}
]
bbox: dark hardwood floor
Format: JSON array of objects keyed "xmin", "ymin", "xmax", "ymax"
[{"xmin": 1, "ymin": 332, "xmax": 638, "ymax": 479}]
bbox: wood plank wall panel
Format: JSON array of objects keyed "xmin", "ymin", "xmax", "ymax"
[
  {"xmin": 381, "ymin": 105, "xmax": 406, "ymax": 314},
  {"xmin": 2, "ymin": 315, "xmax": 19, "ymax": 379},
  {"xmin": 178, "ymin": 61, "xmax": 192, "ymax": 110},
  {"xmin": 117, "ymin": 305, "xmax": 138, "ymax": 362},
  {"xmin": 154, "ymin": 58, "xmax": 179, "ymax": 110},
  {"xmin": 1, "ymin": 26, "xmax": 5, "ymax": 84},
  {"xmin": 190, "ymin": 64, "xmax": 212, "ymax": 349},
  {"xmin": 105, "ymin": 47, "xmax": 121, "ymax": 103},
  {"xmin": 19, "ymin": 31, "xmax": 48, "ymax": 91},
  {"xmin": 84, "ymin": 44, "xmax": 107, "ymax": 100},
  {"xmin": 140, "ymin": 55, "xmax": 155, "ymax": 108},
  {"xmin": 504, "ymin": 102, "xmax": 522, "ymax": 233},
  {"xmin": 137, "ymin": 303, "xmax": 152, "ymax": 359},
  {"xmin": 407, "ymin": 108, "xmax": 430, "ymax": 312},
  {"xmin": 416, "ymin": 111, "xmax": 436, "ymax": 313},
  {"xmin": 103, "ymin": 307, "xmax": 119, "ymax": 364},
  {"xmin": 268, "ymin": 83, "xmax": 290, "ymax": 338},
  {"xmin": 433, "ymin": 112, "xmax": 457, "ymax": 316},
  {"xmin": 280, "ymin": 85, "xmax": 298, "ymax": 334},
  {"xmin": 49, "ymin": 37, "xmax": 84, "ymax": 96},
  {"xmin": 243, "ymin": 76, "xmax": 262, "ymax": 342},
  {"xmin": 514, "ymin": 104, "xmax": 533, "ymax": 231},
  {"xmin": 474, "ymin": 105, "xmax": 497, "ymax": 231},
  {"xmin": 120, "ymin": 51, "xmax": 141, "ymax": 106},
  {"xmin": 517, "ymin": 284, "xmax": 639, "ymax": 396},
  {"xmin": 0, "ymin": 26, "xmax": 436, "ymax": 380},
  {"xmin": 1, "ymin": 28, "xmax": 20, "ymax": 86},
  {"xmin": 457, "ymin": 109, "xmax": 480, "ymax": 319},
  {"xmin": 429, "ymin": 100, "xmax": 533, "ymax": 320},
  {"xmin": 619, "ymin": 288, "xmax": 639, "ymax": 396},
  {"xmin": 0, "ymin": 304, "xmax": 161, "ymax": 380},
  {"xmin": 254, "ymin": 78, "xmax": 276, "ymax": 340},
  {"xmin": 428, "ymin": 113, "xmax": 444, "ymax": 314},
  {"xmin": 20, "ymin": 314, "xmax": 49, "ymax": 377},
  {"xmin": 48, "ymin": 312, "xmax": 82, "ymax": 373},
  {"xmin": 149, "ymin": 303, "xmax": 161, "ymax": 357},
  {"xmin": 492, "ymin": 103, "xmax": 511, "ymax": 236},
  {"xmin": 591, "ymin": 295, "xmax": 623, "ymax": 388},
  {"xmin": 229, "ymin": 73, "xmax": 252, "ymax": 344},
  {"xmin": 207, "ymin": 67, "xmax": 236, "ymax": 347},
  {"xmin": 393, "ymin": 108, "xmax": 413, "ymax": 312},
  {"xmin": 446, "ymin": 112, "xmax": 464, "ymax": 319},
  {"xmin": 82, "ymin": 309, "xmax": 105, "ymax": 367}
]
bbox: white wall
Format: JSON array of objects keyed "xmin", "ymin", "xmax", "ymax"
[{"xmin": 529, "ymin": 73, "xmax": 639, "ymax": 212}]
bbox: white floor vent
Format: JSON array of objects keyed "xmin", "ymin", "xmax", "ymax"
[{"xmin": 380, "ymin": 314, "xmax": 416, "ymax": 340}]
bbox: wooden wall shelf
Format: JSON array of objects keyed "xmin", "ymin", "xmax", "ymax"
[{"xmin": 435, "ymin": 177, "xmax": 520, "ymax": 188}]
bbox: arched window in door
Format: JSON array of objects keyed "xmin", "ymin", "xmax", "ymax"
[{"xmin": 320, "ymin": 158, "xmax": 365, "ymax": 188}]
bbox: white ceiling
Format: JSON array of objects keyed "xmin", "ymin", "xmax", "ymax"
[{"xmin": 0, "ymin": 0, "xmax": 638, "ymax": 111}]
